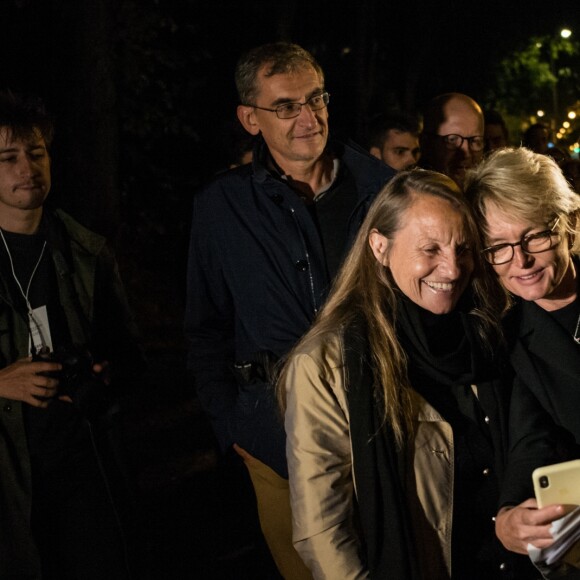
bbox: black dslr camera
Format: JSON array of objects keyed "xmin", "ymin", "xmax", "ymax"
[
  {"xmin": 34, "ymin": 345, "xmax": 95, "ymax": 397},
  {"xmin": 34, "ymin": 346, "xmax": 110, "ymax": 417}
]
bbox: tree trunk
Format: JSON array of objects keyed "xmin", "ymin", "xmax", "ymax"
[{"xmin": 48, "ymin": 0, "xmax": 120, "ymax": 239}]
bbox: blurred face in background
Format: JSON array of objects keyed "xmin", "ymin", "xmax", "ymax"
[
  {"xmin": 484, "ymin": 123, "xmax": 508, "ymax": 152},
  {"xmin": 371, "ymin": 129, "xmax": 420, "ymax": 171},
  {"xmin": 525, "ymin": 126, "xmax": 549, "ymax": 155},
  {"xmin": 422, "ymin": 96, "xmax": 484, "ymax": 188},
  {"xmin": 432, "ymin": 98, "xmax": 483, "ymax": 186}
]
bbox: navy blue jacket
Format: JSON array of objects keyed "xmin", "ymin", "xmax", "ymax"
[{"xmin": 185, "ymin": 139, "xmax": 395, "ymax": 476}]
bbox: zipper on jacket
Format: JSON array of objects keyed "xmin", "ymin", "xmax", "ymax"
[{"xmin": 289, "ymin": 206, "xmax": 318, "ymax": 315}]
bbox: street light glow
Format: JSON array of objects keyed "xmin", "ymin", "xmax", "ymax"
[
  {"xmin": 561, "ymin": 28, "xmax": 572, "ymax": 39},
  {"xmin": 563, "ymin": 121, "xmax": 571, "ymax": 129},
  {"xmin": 569, "ymin": 111, "xmax": 577, "ymax": 120},
  {"xmin": 537, "ymin": 110, "xmax": 545, "ymax": 117}
]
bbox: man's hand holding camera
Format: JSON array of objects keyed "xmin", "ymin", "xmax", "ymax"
[
  {"xmin": 0, "ymin": 357, "xmax": 62, "ymax": 407},
  {"xmin": 56, "ymin": 360, "xmax": 111, "ymax": 403},
  {"xmin": 0, "ymin": 348, "xmax": 112, "ymax": 418}
]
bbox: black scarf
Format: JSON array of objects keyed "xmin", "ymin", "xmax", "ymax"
[
  {"xmin": 395, "ymin": 292, "xmax": 495, "ymax": 388},
  {"xmin": 344, "ymin": 316, "xmax": 421, "ymax": 579},
  {"xmin": 345, "ymin": 295, "xmax": 514, "ymax": 579}
]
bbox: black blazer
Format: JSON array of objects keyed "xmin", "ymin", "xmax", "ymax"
[{"xmin": 510, "ymin": 297, "xmax": 580, "ymax": 445}]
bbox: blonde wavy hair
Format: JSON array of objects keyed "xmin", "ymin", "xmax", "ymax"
[{"xmin": 464, "ymin": 147, "xmax": 580, "ymax": 313}]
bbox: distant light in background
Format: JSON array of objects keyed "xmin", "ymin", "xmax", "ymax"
[
  {"xmin": 341, "ymin": 47, "xmax": 351, "ymax": 56},
  {"xmin": 563, "ymin": 121, "xmax": 571, "ymax": 128},
  {"xmin": 561, "ymin": 28, "xmax": 572, "ymax": 39},
  {"xmin": 537, "ymin": 110, "xmax": 545, "ymax": 117},
  {"xmin": 569, "ymin": 111, "xmax": 577, "ymax": 120}
]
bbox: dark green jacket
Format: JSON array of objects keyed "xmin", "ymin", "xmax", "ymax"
[{"xmin": 0, "ymin": 209, "xmax": 141, "ymax": 578}]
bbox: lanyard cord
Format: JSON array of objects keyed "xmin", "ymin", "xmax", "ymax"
[{"xmin": 0, "ymin": 227, "xmax": 47, "ymax": 315}]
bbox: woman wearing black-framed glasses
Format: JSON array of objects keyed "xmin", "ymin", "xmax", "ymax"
[{"xmin": 465, "ymin": 146, "xmax": 580, "ymax": 571}]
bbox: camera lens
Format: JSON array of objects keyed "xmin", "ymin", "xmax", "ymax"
[{"xmin": 539, "ymin": 475, "xmax": 550, "ymax": 488}]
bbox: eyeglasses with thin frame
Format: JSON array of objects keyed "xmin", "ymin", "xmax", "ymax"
[
  {"xmin": 247, "ymin": 92, "xmax": 330, "ymax": 119},
  {"xmin": 427, "ymin": 133, "xmax": 485, "ymax": 152},
  {"xmin": 482, "ymin": 217, "xmax": 561, "ymax": 265}
]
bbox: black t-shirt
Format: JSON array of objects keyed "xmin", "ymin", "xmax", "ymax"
[
  {"xmin": 309, "ymin": 164, "xmax": 358, "ymax": 280},
  {"xmin": 1, "ymin": 229, "xmax": 71, "ymax": 349},
  {"xmin": 0, "ymin": 229, "xmax": 88, "ymax": 466}
]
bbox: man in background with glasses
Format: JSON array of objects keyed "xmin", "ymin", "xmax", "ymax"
[
  {"xmin": 185, "ymin": 42, "xmax": 394, "ymax": 578},
  {"xmin": 419, "ymin": 92, "xmax": 485, "ymax": 188}
]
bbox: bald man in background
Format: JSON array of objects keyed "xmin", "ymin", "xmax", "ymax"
[{"xmin": 419, "ymin": 92, "xmax": 484, "ymax": 188}]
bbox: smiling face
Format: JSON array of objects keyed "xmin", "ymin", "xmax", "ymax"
[
  {"xmin": 0, "ymin": 126, "xmax": 51, "ymax": 229},
  {"xmin": 483, "ymin": 202, "xmax": 575, "ymax": 308},
  {"xmin": 371, "ymin": 194, "xmax": 474, "ymax": 314},
  {"xmin": 236, "ymin": 64, "xmax": 328, "ymax": 173}
]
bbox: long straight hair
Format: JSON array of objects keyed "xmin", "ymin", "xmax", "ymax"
[{"xmin": 279, "ymin": 169, "xmax": 503, "ymax": 447}]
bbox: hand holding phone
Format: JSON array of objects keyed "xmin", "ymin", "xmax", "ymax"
[{"xmin": 533, "ymin": 459, "xmax": 580, "ymax": 509}]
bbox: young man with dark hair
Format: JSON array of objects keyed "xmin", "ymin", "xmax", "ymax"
[
  {"xmin": 368, "ymin": 112, "xmax": 421, "ymax": 171},
  {"xmin": 0, "ymin": 89, "xmax": 143, "ymax": 579}
]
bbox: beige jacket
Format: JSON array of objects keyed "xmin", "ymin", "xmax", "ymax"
[{"xmin": 284, "ymin": 330, "xmax": 455, "ymax": 580}]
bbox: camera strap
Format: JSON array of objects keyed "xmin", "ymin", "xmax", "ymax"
[{"xmin": 0, "ymin": 227, "xmax": 52, "ymax": 354}]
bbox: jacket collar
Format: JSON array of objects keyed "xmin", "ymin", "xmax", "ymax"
[
  {"xmin": 518, "ymin": 295, "xmax": 580, "ymax": 380},
  {"xmin": 518, "ymin": 255, "xmax": 580, "ymax": 342},
  {"xmin": 251, "ymin": 136, "xmax": 395, "ymax": 204}
]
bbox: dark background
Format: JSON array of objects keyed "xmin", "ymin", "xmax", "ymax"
[{"xmin": 2, "ymin": 1, "xmax": 580, "ymax": 577}]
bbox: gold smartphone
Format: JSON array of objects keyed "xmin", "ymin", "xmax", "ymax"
[{"xmin": 533, "ymin": 459, "xmax": 580, "ymax": 508}]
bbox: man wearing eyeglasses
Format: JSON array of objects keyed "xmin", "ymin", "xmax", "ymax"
[
  {"xmin": 185, "ymin": 42, "xmax": 394, "ymax": 578},
  {"xmin": 419, "ymin": 92, "xmax": 485, "ymax": 188}
]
